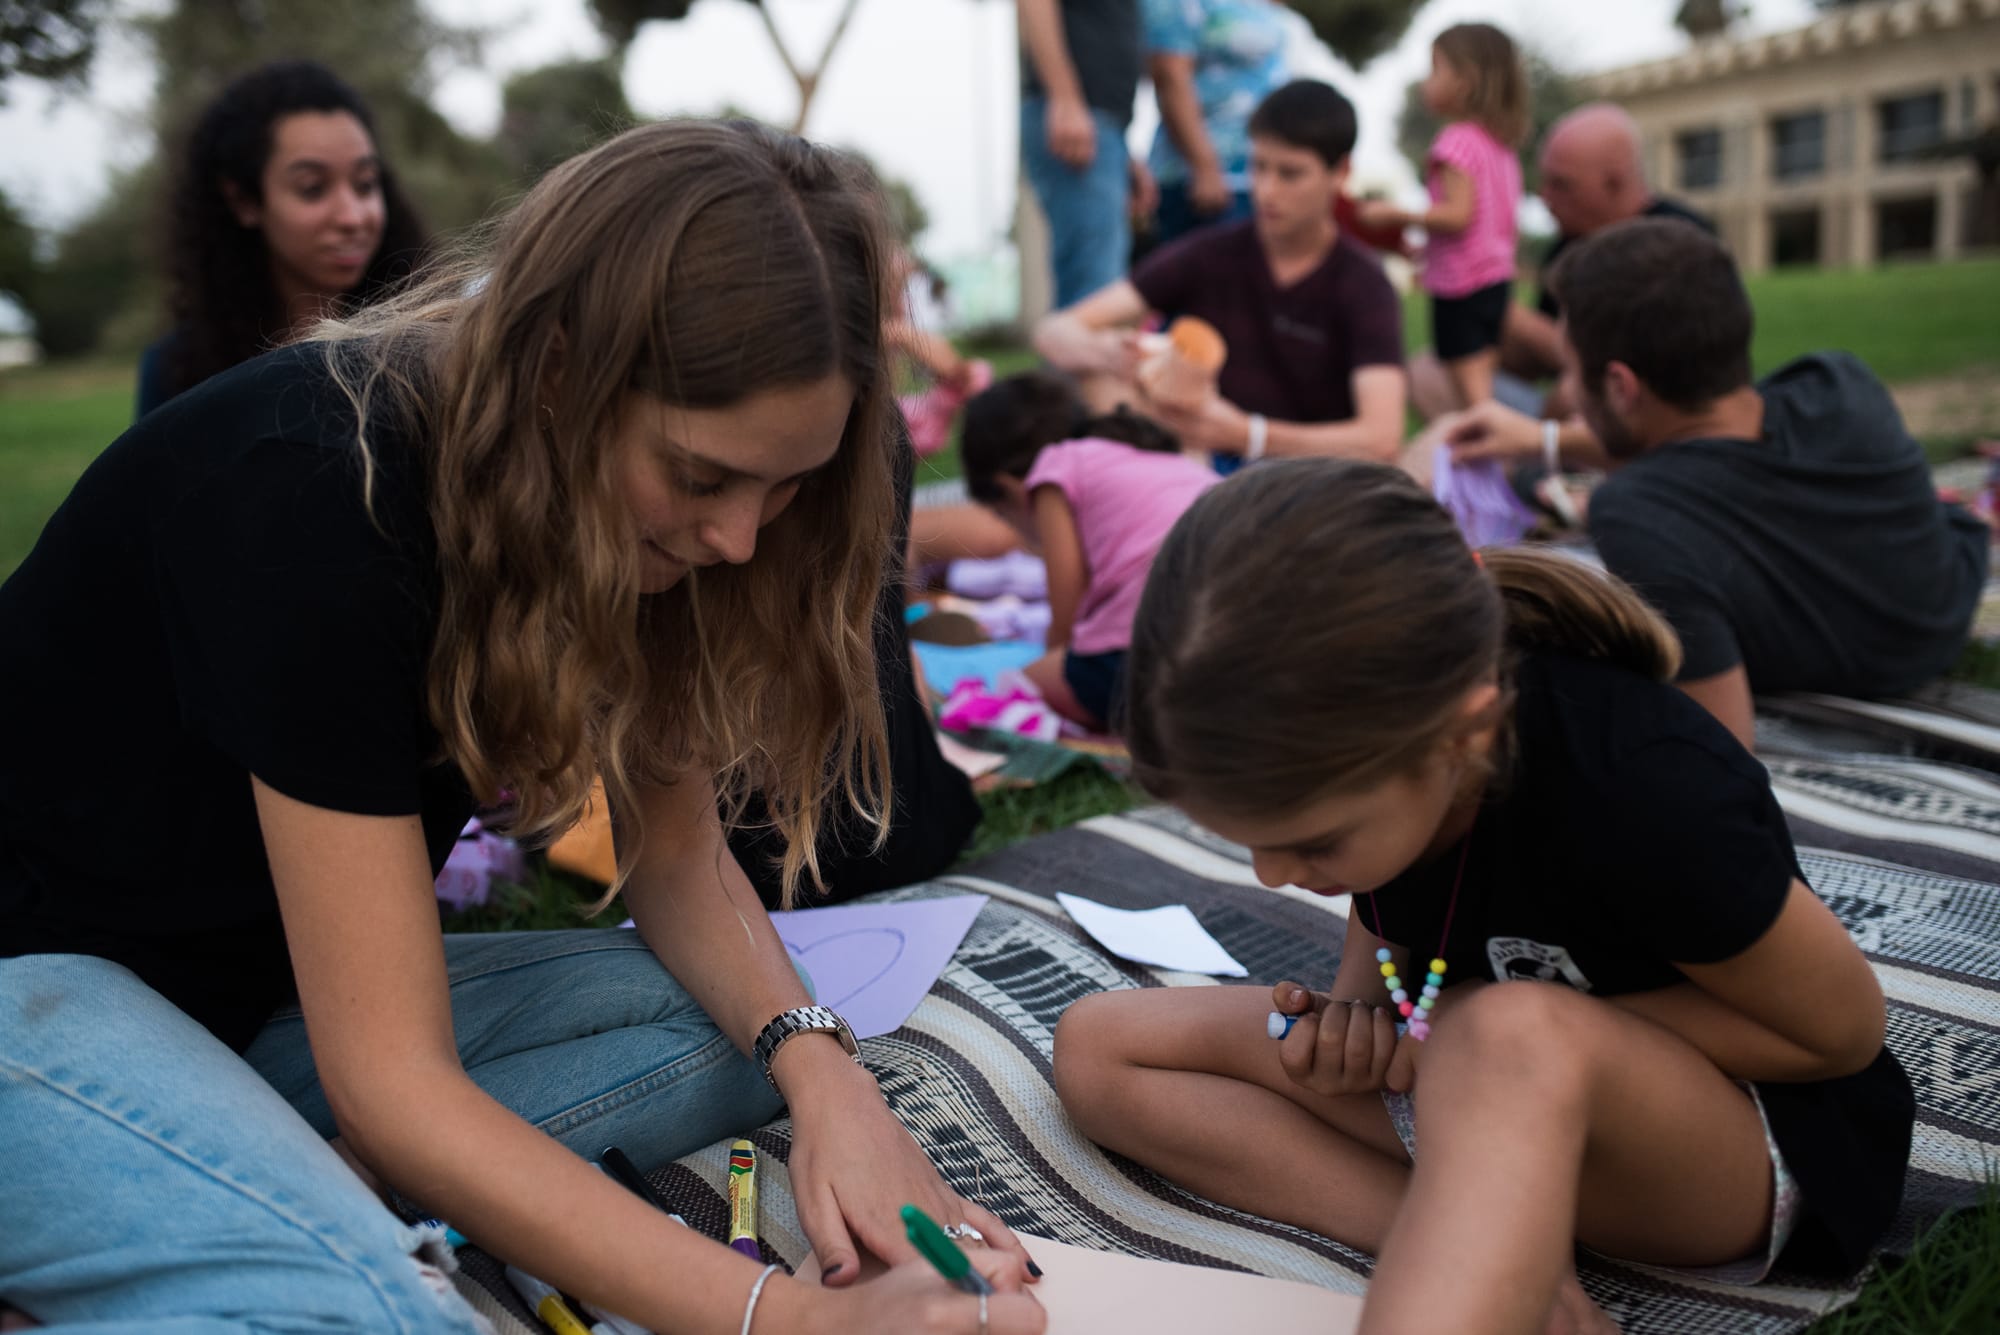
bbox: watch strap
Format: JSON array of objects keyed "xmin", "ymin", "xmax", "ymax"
[{"xmin": 752, "ymin": 1005, "xmax": 861, "ymax": 1093}]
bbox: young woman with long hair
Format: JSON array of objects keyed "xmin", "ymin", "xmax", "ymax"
[{"xmin": 2, "ymin": 119, "xmax": 1042, "ymax": 1335}]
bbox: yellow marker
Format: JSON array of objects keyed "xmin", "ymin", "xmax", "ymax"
[
  {"xmin": 728, "ymin": 1138, "xmax": 760, "ymax": 1259},
  {"xmin": 503, "ymin": 1265, "xmax": 593, "ymax": 1335}
]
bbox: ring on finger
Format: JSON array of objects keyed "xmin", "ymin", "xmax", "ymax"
[{"xmin": 942, "ymin": 1223, "xmax": 986, "ymax": 1245}]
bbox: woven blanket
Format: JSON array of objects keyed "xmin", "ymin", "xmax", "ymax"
[{"xmin": 452, "ymin": 689, "xmax": 2000, "ymax": 1335}]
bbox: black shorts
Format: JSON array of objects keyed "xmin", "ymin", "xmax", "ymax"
[
  {"xmin": 1062, "ymin": 648, "xmax": 1127, "ymax": 730},
  {"xmin": 1431, "ymin": 280, "xmax": 1511, "ymax": 360}
]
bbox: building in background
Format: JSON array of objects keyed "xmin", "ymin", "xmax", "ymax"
[{"xmin": 1589, "ymin": 0, "xmax": 2000, "ymax": 272}]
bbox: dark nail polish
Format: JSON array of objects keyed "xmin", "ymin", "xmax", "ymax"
[
  {"xmin": 1028, "ymin": 1260, "xmax": 1044, "ymax": 1278},
  {"xmin": 822, "ymin": 1263, "xmax": 845, "ymax": 1281}
]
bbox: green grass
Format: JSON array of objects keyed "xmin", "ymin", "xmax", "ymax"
[
  {"xmin": 0, "ymin": 358, "xmax": 134, "ymax": 578},
  {"xmin": 1743, "ymin": 261, "xmax": 2000, "ymax": 385},
  {"xmin": 1809, "ymin": 1185, "xmax": 2000, "ymax": 1333}
]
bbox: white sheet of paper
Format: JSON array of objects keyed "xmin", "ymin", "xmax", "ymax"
[
  {"xmin": 794, "ymin": 1233, "xmax": 1361, "ymax": 1334},
  {"xmin": 769, "ymin": 894, "xmax": 988, "ymax": 1039},
  {"xmin": 1056, "ymin": 892, "xmax": 1248, "ymax": 977}
]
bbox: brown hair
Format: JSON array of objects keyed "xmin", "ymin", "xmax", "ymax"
[
  {"xmin": 309, "ymin": 118, "xmax": 897, "ymax": 906},
  {"xmin": 1433, "ymin": 23, "xmax": 1529, "ymax": 148},
  {"xmin": 1124, "ymin": 461, "xmax": 1680, "ymax": 818},
  {"xmin": 1548, "ymin": 216, "xmax": 1754, "ymax": 411}
]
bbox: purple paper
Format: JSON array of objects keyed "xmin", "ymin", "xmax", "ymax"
[
  {"xmin": 768, "ymin": 894, "xmax": 988, "ymax": 1039},
  {"xmin": 1430, "ymin": 442, "xmax": 1538, "ymax": 548}
]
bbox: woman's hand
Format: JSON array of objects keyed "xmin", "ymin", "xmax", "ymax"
[
  {"xmin": 798, "ymin": 1254, "xmax": 1047, "ymax": 1335},
  {"xmin": 782, "ymin": 1048, "xmax": 1037, "ymax": 1292},
  {"xmin": 1270, "ymin": 979, "xmax": 1399, "ymax": 1098}
]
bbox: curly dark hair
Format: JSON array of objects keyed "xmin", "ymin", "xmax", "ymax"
[{"xmin": 161, "ymin": 60, "xmax": 429, "ymax": 401}]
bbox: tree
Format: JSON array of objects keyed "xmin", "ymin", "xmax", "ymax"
[
  {"xmin": 497, "ymin": 58, "xmax": 635, "ymax": 182},
  {"xmin": 0, "ymin": 0, "xmax": 109, "ymax": 102},
  {"xmin": 1673, "ymin": 0, "xmax": 1746, "ymax": 40},
  {"xmin": 1396, "ymin": 48, "xmax": 1581, "ymax": 190},
  {"xmin": 587, "ymin": 0, "xmax": 863, "ymax": 134},
  {"xmin": 0, "ymin": 187, "xmax": 35, "ymax": 308},
  {"xmin": 21, "ymin": 162, "xmax": 157, "ymax": 356},
  {"xmin": 1287, "ymin": 0, "xmax": 1434, "ymax": 71}
]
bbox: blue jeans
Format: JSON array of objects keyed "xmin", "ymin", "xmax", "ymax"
[
  {"xmin": 1151, "ymin": 181, "xmax": 1253, "ymax": 246},
  {"xmin": 1021, "ymin": 98, "xmax": 1131, "ymax": 308},
  {"xmin": 0, "ymin": 933, "xmax": 787, "ymax": 1330}
]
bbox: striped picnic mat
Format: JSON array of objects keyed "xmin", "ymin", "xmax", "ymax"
[{"xmin": 452, "ymin": 686, "xmax": 2000, "ymax": 1334}]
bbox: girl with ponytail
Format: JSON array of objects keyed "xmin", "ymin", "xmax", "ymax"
[{"xmin": 1053, "ymin": 459, "xmax": 1911, "ymax": 1334}]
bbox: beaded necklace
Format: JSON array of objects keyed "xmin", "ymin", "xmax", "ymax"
[{"xmin": 1359, "ymin": 823, "xmax": 1473, "ymax": 1042}]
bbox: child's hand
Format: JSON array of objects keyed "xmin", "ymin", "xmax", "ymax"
[
  {"xmin": 1270, "ymin": 980, "xmax": 1399, "ymax": 1097},
  {"xmin": 1355, "ymin": 199, "xmax": 1404, "ymax": 232}
]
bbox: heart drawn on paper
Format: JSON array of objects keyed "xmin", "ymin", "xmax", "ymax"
[{"xmin": 784, "ymin": 928, "xmax": 910, "ymax": 1012}]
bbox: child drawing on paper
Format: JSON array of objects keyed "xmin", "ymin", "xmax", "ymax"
[{"xmin": 1052, "ymin": 461, "xmax": 1912, "ymax": 1334}]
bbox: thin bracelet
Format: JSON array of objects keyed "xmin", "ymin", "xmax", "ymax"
[
  {"xmin": 1541, "ymin": 418, "xmax": 1561, "ymax": 475},
  {"xmin": 1246, "ymin": 413, "xmax": 1269, "ymax": 462},
  {"xmin": 741, "ymin": 1262, "xmax": 779, "ymax": 1335}
]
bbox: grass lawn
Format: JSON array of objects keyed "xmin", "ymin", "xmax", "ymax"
[{"xmin": 0, "ymin": 357, "xmax": 134, "ymax": 580}]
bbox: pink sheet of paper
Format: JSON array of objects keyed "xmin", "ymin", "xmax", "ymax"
[
  {"xmin": 794, "ymin": 1233, "xmax": 1363, "ymax": 1333},
  {"xmin": 770, "ymin": 894, "xmax": 988, "ymax": 1040}
]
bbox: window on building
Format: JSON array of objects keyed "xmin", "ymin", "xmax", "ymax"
[
  {"xmin": 1962, "ymin": 80, "xmax": 1978, "ymax": 134},
  {"xmin": 1876, "ymin": 195, "xmax": 1937, "ymax": 259},
  {"xmin": 1879, "ymin": 91, "xmax": 1946, "ymax": 164},
  {"xmin": 1771, "ymin": 111, "xmax": 1826, "ymax": 181},
  {"xmin": 1771, "ymin": 209, "xmax": 1822, "ymax": 268},
  {"xmin": 1677, "ymin": 128, "xmax": 1724, "ymax": 190}
]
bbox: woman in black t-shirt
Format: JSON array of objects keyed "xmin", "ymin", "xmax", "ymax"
[
  {"xmin": 1053, "ymin": 461, "xmax": 1912, "ymax": 1334},
  {"xmin": 136, "ymin": 60, "xmax": 431, "ymax": 418},
  {"xmin": 1, "ymin": 122, "xmax": 1041, "ymax": 1335}
]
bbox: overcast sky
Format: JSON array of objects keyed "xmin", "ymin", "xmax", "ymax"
[{"xmin": 2, "ymin": 0, "xmax": 1819, "ymax": 262}]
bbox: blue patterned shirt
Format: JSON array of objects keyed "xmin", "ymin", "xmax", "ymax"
[{"xmin": 1142, "ymin": 0, "xmax": 1289, "ymax": 188}]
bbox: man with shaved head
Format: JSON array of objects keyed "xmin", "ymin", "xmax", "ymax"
[{"xmin": 1410, "ymin": 102, "xmax": 1715, "ymax": 422}]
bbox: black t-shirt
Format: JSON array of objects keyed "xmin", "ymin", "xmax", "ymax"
[
  {"xmin": 1360, "ymin": 652, "xmax": 1913, "ymax": 1274},
  {"xmin": 1131, "ymin": 221, "xmax": 1405, "ymax": 430},
  {"xmin": 0, "ymin": 342, "xmax": 473, "ymax": 1053},
  {"xmin": 1589, "ymin": 353, "xmax": 1991, "ymax": 694},
  {"xmin": 1535, "ymin": 196, "xmax": 1715, "ymax": 320},
  {"xmin": 1020, "ymin": 0, "xmax": 1142, "ymax": 128}
]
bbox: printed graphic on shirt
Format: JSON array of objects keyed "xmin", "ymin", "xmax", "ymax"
[{"xmin": 1486, "ymin": 936, "xmax": 1595, "ymax": 992}]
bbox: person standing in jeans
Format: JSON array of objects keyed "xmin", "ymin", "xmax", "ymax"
[{"xmin": 1019, "ymin": 0, "xmax": 1143, "ymax": 307}]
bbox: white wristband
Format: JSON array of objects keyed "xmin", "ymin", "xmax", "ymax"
[
  {"xmin": 1246, "ymin": 413, "xmax": 1268, "ymax": 462},
  {"xmin": 741, "ymin": 1263, "xmax": 779, "ymax": 1335},
  {"xmin": 1541, "ymin": 418, "xmax": 1561, "ymax": 476}
]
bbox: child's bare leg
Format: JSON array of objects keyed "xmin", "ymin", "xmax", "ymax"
[
  {"xmin": 1055, "ymin": 986, "xmax": 1412, "ymax": 1252},
  {"xmin": 1023, "ymin": 649, "xmax": 1098, "ymax": 729},
  {"xmin": 1361, "ymin": 983, "xmax": 1775, "ymax": 1335},
  {"xmin": 1445, "ymin": 347, "xmax": 1499, "ymax": 407}
]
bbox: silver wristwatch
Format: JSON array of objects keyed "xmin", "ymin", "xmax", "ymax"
[{"xmin": 751, "ymin": 1005, "xmax": 861, "ymax": 1093}]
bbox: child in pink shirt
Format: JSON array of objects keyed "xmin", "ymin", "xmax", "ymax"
[
  {"xmin": 961, "ymin": 371, "xmax": 1220, "ymax": 730},
  {"xmin": 1361, "ymin": 23, "xmax": 1527, "ymax": 409}
]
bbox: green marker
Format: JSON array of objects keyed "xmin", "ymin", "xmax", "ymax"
[{"xmin": 901, "ymin": 1203, "xmax": 994, "ymax": 1295}]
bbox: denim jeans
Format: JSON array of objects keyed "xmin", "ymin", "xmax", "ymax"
[
  {"xmin": 1151, "ymin": 181, "xmax": 1252, "ymax": 247},
  {"xmin": 1020, "ymin": 98, "xmax": 1131, "ymax": 308},
  {"xmin": 0, "ymin": 932, "xmax": 787, "ymax": 1330}
]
